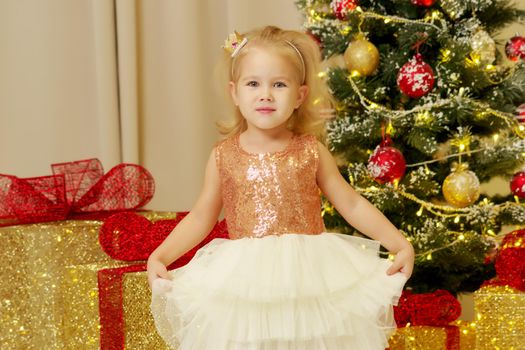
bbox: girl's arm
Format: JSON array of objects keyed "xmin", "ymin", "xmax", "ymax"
[
  {"xmin": 147, "ymin": 148, "xmax": 223, "ymax": 286},
  {"xmin": 316, "ymin": 141, "xmax": 414, "ymax": 277}
]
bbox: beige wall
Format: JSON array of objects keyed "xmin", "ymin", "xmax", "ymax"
[{"xmin": 0, "ymin": 0, "xmax": 523, "ymax": 213}]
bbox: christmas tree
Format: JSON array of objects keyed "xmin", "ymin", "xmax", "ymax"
[{"xmin": 296, "ymin": 0, "xmax": 525, "ymax": 294}]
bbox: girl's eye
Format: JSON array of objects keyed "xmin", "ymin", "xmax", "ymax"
[
  {"xmin": 274, "ymin": 82, "xmax": 287, "ymax": 88},
  {"xmin": 247, "ymin": 81, "xmax": 258, "ymax": 87}
]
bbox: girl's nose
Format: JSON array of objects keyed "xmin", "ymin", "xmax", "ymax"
[{"xmin": 259, "ymin": 88, "xmax": 273, "ymax": 101}]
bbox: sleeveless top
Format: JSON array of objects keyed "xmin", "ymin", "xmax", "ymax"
[{"xmin": 215, "ymin": 133, "xmax": 325, "ymax": 239}]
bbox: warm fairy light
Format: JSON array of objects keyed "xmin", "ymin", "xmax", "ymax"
[
  {"xmin": 440, "ymin": 48, "xmax": 451, "ymax": 63},
  {"xmin": 416, "ymin": 206, "xmax": 424, "ymax": 216},
  {"xmin": 466, "ymin": 53, "xmax": 482, "ymax": 67},
  {"xmin": 369, "ymin": 102, "xmax": 379, "ymax": 109},
  {"xmin": 493, "ymin": 134, "xmax": 500, "ymax": 142},
  {"xmin": 351, "ymin": 70, "xmax": 361, "ymax": 77},
  {"xmin": 339, "ymin": 26, "xmax": 351, "ymax": 35},
  {"xmin": 459, "ymin": 143, "xmax": 466, "ymax": 152},
  {"xmin": 355, "ymin": 6, "xmax": 363, "ymax": 12},
  {"xmin": 459, "ymin": 234, "xmax": 465, "ymax": 240},
  {"xmin": 416, "ymin": 111, "xmax": 432, "ymax": 125},
  {"xmin": 487, "ymin": 229, "xmax": 495, "ymax": 236},
  {"xmin": 386, "ymin": 121, "xmax": 395, "ymax": 134},
  {"xmin": 384, "ymin": 18, "xmax": 391, "ymax": 23},
  {"xmin": 454, "ymin": 216, "xmax": 460, "ymax": 223},
  {"xmin": 426, "ymin": 253, "xmax": 432, "ymax": 260},
  {"xmin": 317, "ymin": 71, "xmax": 326, "ymax": 78},
  {"xmin": 485, "ymin": 64, "xmax": 495, "ymax": 71},
  {"xmin": 519, "ymin": 125, "xmax": 525, "ymax": 131}
]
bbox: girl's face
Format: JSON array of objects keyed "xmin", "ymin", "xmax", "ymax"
[{"xmin": 229, "ymin": 47, "xmax": 308, "ymax": 134}]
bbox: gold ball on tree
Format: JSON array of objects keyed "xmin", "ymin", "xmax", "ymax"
[
  {"xmin": 442, "ymin": 163, "xmax": 480, "ymax": 208},
  {"xmin": 343, "ymin": 34, "xmax": 379, "ymax": 76}
]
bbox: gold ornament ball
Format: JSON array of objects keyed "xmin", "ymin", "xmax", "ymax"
[
  {"xmin": 471, "ymin": 30, "xmax": 496, "ymax": 64},
  {"xmin": 344, "ymin": 36, "xmax": 380, "ymax": 76},
  {"xmin": 442, "ymin": 168, "xmax": 480, "ymax": 208}
]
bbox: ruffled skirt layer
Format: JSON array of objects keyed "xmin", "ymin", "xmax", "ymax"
[{"xmin": 151, "ymin": 233, "xmax": 407, "ymax": 350}]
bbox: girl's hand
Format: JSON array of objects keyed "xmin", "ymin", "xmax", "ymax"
[
  {"xmin": 147, "ymin": 258, "xmax": 171, "ymax": 289},
  {"xmin": 386, "ymin": 244, "xmax": 415, "ymax": 279}
]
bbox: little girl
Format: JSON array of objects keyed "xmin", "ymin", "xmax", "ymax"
[{"xmin": 148, "ymin": 25, "xmax": 414, "ymax": 350}]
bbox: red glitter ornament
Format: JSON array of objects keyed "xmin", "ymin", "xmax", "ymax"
[
  {"xmin": 367, "ymin": 135, "xmax": 406, "ymax": 184},
  {"xmin": 505, "ymin": 35, "xmax": 525, "ymax": 62},
  {"xmin": 510, "ymin": 171, "xmax": 525, "ymax": 198},
  {"xmin": 410, "ymin": 0, "xmax": 436, "ymax": 6},
  {"xmin": 516, "ymin": 103, "xmax": 525, "ymax": 123},
  {"xmin": 397, "ymin": 53, "xmax": 435, "ymax": 98},
  {"xmin": 331, "ymin": 0, "xmax": 358, "ymax": 20}
]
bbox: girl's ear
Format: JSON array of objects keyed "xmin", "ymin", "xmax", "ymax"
[
  {"xmin": 229, "ymin": 81, "xmax": 239, "ymax": 106},
  {"xmin": 295, "ymin": 85, "xmax": 309, "ymax": 108}
]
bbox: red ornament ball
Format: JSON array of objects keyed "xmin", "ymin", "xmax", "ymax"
[
  {"xmin": 411, "ymin": 0, "xmax": 436, "ymax": 6},
  {"xmin": 510, "ymin": 171, "xmax": 525, "ymax": 198},
  {"xmin": 367, "ymin": 138, "xmax": 406, "ymax": 184},
  {"xmin": 397, "ymin": 53, "xmax": 435, "ymax": 98},
  {"xmin": 516, "ymin": 103, "xmax": 525, "ymax": 123},
  {"xmin": 505, "ymin": 35, "xmax": 525, "ymax": 62},
  {"xmin": 331, "ymin": 0, "xmax": 358, "ymax": 20}
]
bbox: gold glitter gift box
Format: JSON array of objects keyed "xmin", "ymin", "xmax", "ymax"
[
  {"xmin": 61, "ymin": 263, "xmax": 170, "ymax": 349},
  {"xmin": 388, "ymin": 321, "xmax": 476, "ymax": 350},
  {"xmin": 474, "ymin": 285, "xmax": 525, "ymax": 349},
  {"xmin": 0, "ymin": 220, "xmax": 114, "ymax": 349},
  {"xmin": 0, "ymin": 211, "xmax": 180, "ymax": 349}
]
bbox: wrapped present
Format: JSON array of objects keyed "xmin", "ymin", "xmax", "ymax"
[
  {"xmin": 61, "ymin": 263, "xmax": 169, "ymax": 349},
  {"xmin": 0, "ymin": 219, "xmax": 114, "ymax": 349},
  {"xmin": 0, "ymin": 211, "xmax": 182, "ymax": 349},
  {"xmin": 474, "ymin": 285, "xmax": 525, "ymax": 349},
  {"xmin": 388, "ymin": 321, "xmax": 476, "ymax": 350},
  {"xmin": 95, "ymin": 212, "xmax": 229, "ymax": 349},
  {"xmin": 0, "ymin": 158, "xmax": 155, "ymax": 226}
]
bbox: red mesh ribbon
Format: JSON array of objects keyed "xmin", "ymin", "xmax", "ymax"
[
  {"xmin": 394, "ymin": 289, "xmax": 462, "ymax": 327},
  {"xmin": 483, "ymin": 229, "xmax": 525, "ymax": 291},
  {"xmin": 0, "ymin": 158, "xmax": 154, "ymax": 226},
  {"xmin": 98, "ymin": 220, "xmax": 229, "ymax": 350},
  {"xmin": 99, "ymin": 211, "xmax": 229, "ymax": 262}
]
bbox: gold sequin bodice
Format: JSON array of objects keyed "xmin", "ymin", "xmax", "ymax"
[{"xmin": 215, "ymin": 133, "xmax": 325, "ymax": 239}]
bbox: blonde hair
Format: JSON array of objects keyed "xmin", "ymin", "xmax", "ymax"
[{"xmin": 216, "ymin": 26, "xmax": 333, "ymax": 141}]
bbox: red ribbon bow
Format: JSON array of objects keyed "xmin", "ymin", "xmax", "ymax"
[
  {"xmin": 394, "ymin": 289, "xmax": 462, "ymax": 327},
  {"xmin": 99, "ymin": 211, "xmax": 229, "ymax": 263},
  {"xmin": 483, "ymin": 229, "xmax": 525, "ymax": 291},
  {"xmin": 0, "ymin": 158, "xmax": 155, "ymax": 226}
]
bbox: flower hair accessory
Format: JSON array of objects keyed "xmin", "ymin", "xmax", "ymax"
[{"xmin": 222, "ymin": 31, "xmax": 248, "ymax": 58}]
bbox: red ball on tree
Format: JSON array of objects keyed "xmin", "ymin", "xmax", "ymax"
[
  {"xmin": 505, "ymin": 35, "xmax": 525, "ymax": 62},
  {"xmin": 411, "ymin": 0, "xmax": 436, "ymax": 6},
  {"xmin": 397, "ymin": 53, "xmax": 435, "ymax": 98},
  {"xmin": 367, "ymin": 136, "xmax": 406, "ymax": 184},
  {"xmin": 510, "ymin": 171, "xmax": 525, "ymax": 198},
  {"xmin": 331, "ymin": 0, "xmax": 358, "ymax": 20},
  {"xmin": 516, "ymin": 103, "xmax": 525, "ymax": 124}
]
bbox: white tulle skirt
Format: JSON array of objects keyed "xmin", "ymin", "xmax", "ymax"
[{"xmin": 150, "ymin": 232, "xmax": 407, "ymax": 350}]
